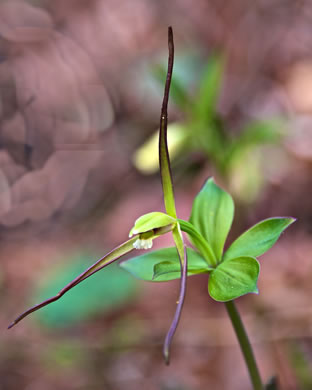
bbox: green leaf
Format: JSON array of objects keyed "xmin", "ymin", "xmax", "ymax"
[
  {"xmin": 223, "ymin": 217, "xmax": 295, "ymax": 261},
  {"xmin": 208, "ymin": 256, "xmax": 260, "ymax": 302},
  {"xmin": 237, "ymin": 119, "xmax": 283, "ymax": 148},
  {"xmin": 33, "ymin": 254, "xmax": 137, "ymax": 328},
  {"xmin": 120, "ymin": 247, "xmax": 209, "ymax": 282},
  {"xmin": 225, "ymin": 119, "xmax": 284, "ymax": 166},
  {"xmin": 153, "ymin": 260, "xmax": 211, "ymax": 280},
  {"xmin": 226, "ymin": 148, "xmax": 263, "ymax": 204},
  {"xmin": 190, "ymin": 177, "xmax": 234, "ymax": 262},
  {"xmin": 129, "ymin": 212, "xmax": 176, "ymax": 237},
  {"xmin": 193, "ymin": 54, "xmax": 224, "ymax": 122}
]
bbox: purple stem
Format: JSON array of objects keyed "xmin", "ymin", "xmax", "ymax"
[{"xmin": 163, "ymin": 243, "xmax": 187, "ymax": 364}]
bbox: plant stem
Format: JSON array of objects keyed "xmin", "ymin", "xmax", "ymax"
[{"xmin": 225, "ymin": 301, "xmax": 263, "ymax": 390}]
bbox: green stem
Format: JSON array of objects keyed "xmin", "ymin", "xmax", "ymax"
[{"xmin": 225, "ymin": 301, "xmax": 263, "ymax": 390}]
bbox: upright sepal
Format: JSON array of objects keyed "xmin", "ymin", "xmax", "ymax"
[
  {"xmin": 190, "ymin": 178, "xmax": 234, "ymax": 262},
  {"xmin": 223, "ymin": 217, "xmax": 295, "ymax": 261},
  {"xmin": 159, "ymin": 26, "xmax": 177, "ymax": 219}
]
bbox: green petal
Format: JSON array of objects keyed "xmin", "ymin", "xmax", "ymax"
[
  {"xmin": 190, "ymin": 177, "xmax": 234, "ymax": 262},
  {"xmin": 223, "ymin": 217, "xmax": 296, "ymax": 261},
  {"xmin": 120, "ymin": 247, "xmax": 209, "ymax": 282},
  {"xmin": 208, "ymin": 256, "xmax": 260, "ymax": 302},
  {"xmin": 129, "ymin": 212, "xmax": 176, "ymax": 237}
]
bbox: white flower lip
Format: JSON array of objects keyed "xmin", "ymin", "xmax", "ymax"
[{"xmin": 133, "ymin": 238, "xmax": 153, "ymax": 250}]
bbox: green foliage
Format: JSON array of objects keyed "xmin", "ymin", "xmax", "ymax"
[
  {"xmin": 193, "ymin": 54, "xmax": 224, "ymax": 121},
  {"xmin": 289, "ymin": 342, "xmax": 312, "ymax": 390},
  {"xmin": 177, "ymin": 219, "xmax": 216, "ymax": 265},
  {"xmin": 135, "ymin": 53, "xmax": 284, "ymax": 203},
  {"xmin": 153, "ymin": 62, "xmax": 191, "ymax": 111},
  {"xmin": 123, "ymin": 177, "xmax": 295, "ymax": 302},
  {"xmin": 33, "ymin": 254, "xmax": 137, "ymax": 328},
  {"xmin": 42, "ymin": 341, "xmax": 85, "ymax": 371},
  {"xmin": 120, "ymin": 247, "xmax": 210, "ymax": 282},
  {"xmin": 190, "ymin": 177, "xmax": 234, "ymax": 262},
  {"xmin": 208, "ymin": 256, "xmax": 259, "ymax": 301},
  {"xmin": 223, "ymin": 217, "xmax": 295, "ymax": 261}
]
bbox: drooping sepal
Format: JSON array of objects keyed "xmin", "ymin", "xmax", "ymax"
[
  {"xmin": 8, "ymin": 237, "xmax": 138, "ymax": 329},
  {"xmin": 163, "ymin": 223, "xmax": 187, "ymax": 364}
]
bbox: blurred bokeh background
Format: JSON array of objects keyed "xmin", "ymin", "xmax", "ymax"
[{"xmin": 1, "ymin": 1, "xmax": 312, "ymax": 389}]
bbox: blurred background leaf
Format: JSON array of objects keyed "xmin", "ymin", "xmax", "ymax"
[
  {"xmin": 288, "ymin": 342, "xmax": 312, "ymax": 390},
  {"xmin": 133, "ymin": 52, "xmax": 284, "ymax": 205},
  {"xmin": 32, "ymin": 253, "xmax": 137, "ymax": 328},
  {"xmin": 192, "ymin": 53, "xmax": 224, "ymax": 122}
]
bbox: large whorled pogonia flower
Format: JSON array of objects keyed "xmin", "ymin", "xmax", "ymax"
[{"xmin": 8, "ymin": 27, "xmax": 188, "ymax": 365}]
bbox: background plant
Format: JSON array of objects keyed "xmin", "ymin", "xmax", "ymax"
[{"xmin": 133, "ymin": 52, "xmax": 284, "ymax": 203}]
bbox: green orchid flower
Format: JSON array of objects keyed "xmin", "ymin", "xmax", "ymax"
[
  {"xmin": 123, "ymin": 177, "xmax": 295, "ymax": 302},
  {"xmin": 8, "ymin": 27, "xmax": 187, "ymax": 365}
]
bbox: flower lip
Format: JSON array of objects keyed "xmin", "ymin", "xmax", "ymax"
[
  {"xmin": 131, "ymin": 224, "xmax": 175, "ymax": 251},
  {"xmin": 133, "ymin": 238, "xmax": 153, "ymax": 250}
]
